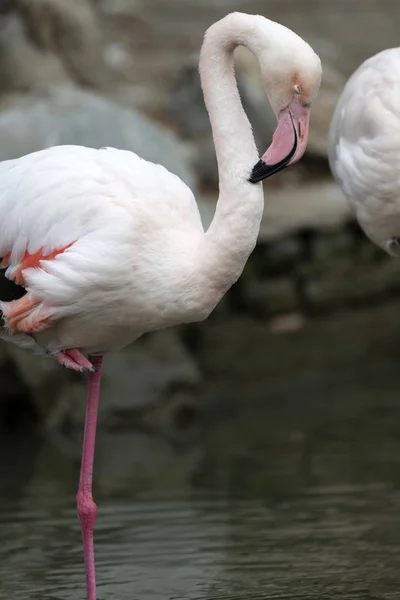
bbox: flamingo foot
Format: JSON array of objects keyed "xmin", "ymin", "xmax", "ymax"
[{"xmin": 52, "ymin": 349, "xmax": 96, "ymax": 372}]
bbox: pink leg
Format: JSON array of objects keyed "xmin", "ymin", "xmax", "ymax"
[{"xmin": 76, "ymin": 355, "xmax": 103, "ymax": 600}]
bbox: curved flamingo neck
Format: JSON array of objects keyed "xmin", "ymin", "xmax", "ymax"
[
  {"xmin": 198, "ymin": 13, "xmax": 268, "ymax": 298},
  {"xmin": 199, "ymin": 14, "xmax": 263, "ymax": 182}
]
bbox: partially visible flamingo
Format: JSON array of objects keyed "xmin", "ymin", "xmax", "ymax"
[
  {"xmin": 329, "ymin": 48, "xmax": 400, "ymax": 256},
  {"xmin": 0, "ymin": 12, "xmax": 321, "ymax": 600}
]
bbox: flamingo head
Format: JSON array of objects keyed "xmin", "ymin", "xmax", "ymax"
[{"xmin": 249, "ymin": 37, "xmax": 322, "ymax": 183}]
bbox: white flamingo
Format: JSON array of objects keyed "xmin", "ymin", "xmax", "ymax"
[
  {"xmin": 329, "ymin": 48, "xmax": 400, "ymax": 256},
  {"xmin": 0, "ymin": 12, "xmax": 321, "ymax": 600}
]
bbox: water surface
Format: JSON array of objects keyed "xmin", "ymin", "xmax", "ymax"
[{"xmin": 1, "ymin": 381, "xmax": 400, "ymax": 600}]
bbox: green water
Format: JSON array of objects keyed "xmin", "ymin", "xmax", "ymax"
[{"xmin": 1, "ymin": 384, "xmax": 400, "ymax": 600}]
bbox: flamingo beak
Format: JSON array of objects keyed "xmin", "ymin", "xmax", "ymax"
[{"xmin": 248, "ymin": 100, "xmax": 311, "ymax": 183}]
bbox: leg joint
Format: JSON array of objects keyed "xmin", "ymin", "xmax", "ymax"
[{"xmin": 77, "ymin": 490, "xmax": 97, "ymax": 527}]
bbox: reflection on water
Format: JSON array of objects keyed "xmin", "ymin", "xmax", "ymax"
[{"xmin": 2, "ymin": 373, "xmax": 400, "ymax": 600}]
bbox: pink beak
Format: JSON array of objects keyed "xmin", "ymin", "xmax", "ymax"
[{"xmin": 249, "ymin": 99, "xmax": 311, "ymax": 183}]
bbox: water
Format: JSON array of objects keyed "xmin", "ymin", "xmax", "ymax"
[{"xmin": 1, "ymin": 380, "xmax": 400, "ymax": 600}]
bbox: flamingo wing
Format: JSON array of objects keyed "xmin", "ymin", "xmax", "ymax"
[
  {"xmin": 0, "ymin": 146, "xmax": 134, "ymax": 337},
  {"xmin": 0, "ymin": 144, "xmax": 202, "ymax": 345},
  {"xmin": 328, "ymin": 48, "xmax": 400, "ymax": 252},
  {"xmin": 329, "ymin": 48, "xmax": 400, "ymax": 208}
]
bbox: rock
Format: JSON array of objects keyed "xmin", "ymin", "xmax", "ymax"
[
  {"xmin": 98, "ymin": 330, "xmax": 201, "ymax": 434},
  {"xmin": 0, "ymin": 12, "xmax": 69, "ymax": 93},
  {"xmin": 166, "ymin": 54, "xmax": 210, "ymax": 140},
  {"xmin": 0, "ymin": 342, "xmax": 35, "ymax": 432},
  {"xmin": 305, "ymin": 260, "xmax": 400, "ymax": 312},
  {"xmin": 0, "ymin": 0, "xmax": 108, "ymax": 94},
  {"xmin": 313, "ymin": 229, "xmax": 354, "ymax": 262},
  {"xmin": 259, "ymin": 181, "xmax": 352, "ymax": 242},
  {"xmin": 18, "ymin": 0, "xmax": 107, "ymax": 88},
  {"xmin": 267, "ymin": 312, "xmax": 305, "ymax": 334},
  {"xmin": 0, "ymin": 1, "xmax": 15, "ymax": 14},
  {"xmin": 3, "ymin": 329, "xmax": 201, "ymax": 435},
  {"xmin": 0, "ymin": 85, "xmax": 197, "ymax": 189},
  {"xmin": 244, "ymin": 277, "xmax": 298, "ymax": 317},
  {"xmin": 265, "ymin": 237, "xmax": 303, "ymax": 275}
]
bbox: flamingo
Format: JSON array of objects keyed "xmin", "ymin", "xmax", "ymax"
[
  {"xmin": 0, "ymin": 12, "xmax": 321, "ymax": 600},
  {"xmin": 329, "ymin": 48, "xmax": 400, "ymax": 256}
]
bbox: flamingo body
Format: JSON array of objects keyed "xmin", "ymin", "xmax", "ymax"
[
  {"xmin": 329, "ymin": 48, "xmax": 400, "ymax": 255},
  {"xmin": 0, "ymin": 145, "xmax": 208, "ymax": 355}
]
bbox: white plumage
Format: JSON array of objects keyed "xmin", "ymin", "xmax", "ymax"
[
  {"xmin": 0, "ymin": 145, "xmax": 207, "ymax": 354},
  {"xmin": 329, "ymin": 48, "xmax": 400, "ymax": 256}
]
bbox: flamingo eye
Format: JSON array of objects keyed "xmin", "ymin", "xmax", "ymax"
[{"xmin": 293, "ymin": 84, "xmax": 301, "ymax": 95}]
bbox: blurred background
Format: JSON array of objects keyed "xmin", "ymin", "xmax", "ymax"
[{"xmin": 2, "ymin": 1, "xmax": 400, "ymax": 599}]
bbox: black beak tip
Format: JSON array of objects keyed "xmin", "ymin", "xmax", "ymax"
[{"xmin": 248, "ymin": 159, "xmax": 267, "ymax": 184}]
